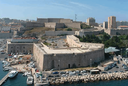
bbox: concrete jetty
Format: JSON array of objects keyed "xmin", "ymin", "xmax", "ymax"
[{"xmin": 0, "ymin": 72, "xmax": 10, "ymax": 85}]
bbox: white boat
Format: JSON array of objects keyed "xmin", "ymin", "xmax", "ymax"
[
  {"xmin": 22, "ymin": 71, "xmax": 32, "ymax": 76},
  {"xmin": 3, "ymin": 67, "xmax": 13, "ymax": 71},
  {"xmin": 2, "ymin": 60, "xmax": 7, "ymax": 64},
  {"xmin": 27, "ymin": 76, "xmax": 34, "ymax": 85},
  {"xmin": 8, "ymin": 70, "xmax": 18, "ymax": 78}
]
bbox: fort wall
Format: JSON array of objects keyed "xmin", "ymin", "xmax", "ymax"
[
  {"xmin": 45, "ymin": 31, "xmax": 75, "ymax": 36},
  {"xmin": 65, "ymin": 23, "xmax": 81, "ymax": 29}
]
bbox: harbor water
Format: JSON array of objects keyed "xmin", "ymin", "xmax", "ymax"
[
  {"xmin": 0, "ymin": 61, "xmax": 33, "ymax": 86},
  {"xmin": 0, "ymin": 61, "xmax": 128, "ymax": 86}
]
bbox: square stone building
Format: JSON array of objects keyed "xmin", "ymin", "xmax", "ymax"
[{"xmin": 33, "ymin": 35, "xmax": 104, "ymax": 71}]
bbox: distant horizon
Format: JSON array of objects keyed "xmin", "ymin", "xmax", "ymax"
[
  {"xmin": 1, "ymin": 0, "xmax": 128, "ymax": 23},
  {"xmin": 1, "ymin": 17, "xmax": 128, "ymax": 24}
]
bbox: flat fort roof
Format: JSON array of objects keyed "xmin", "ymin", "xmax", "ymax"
[
  {"xmin": 36, "ymin": 44, "xmax": 98, "ymax": 54},
  {"xmin": 104, "ymin": 61, "xmax": 114, "ymax": 66}
]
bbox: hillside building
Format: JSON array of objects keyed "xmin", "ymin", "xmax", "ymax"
[{"xmin": 108, "ymin": 16, "xmax": 116, "ymax": 29}]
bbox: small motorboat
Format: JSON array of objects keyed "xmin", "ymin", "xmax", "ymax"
[
  {"xmin": 8, "ymin": 70, "xmax": 18, "ymax": 78},
  {"xmin": 27, "ymin": 76, "xmax": 34, "ymax": 85},
  {"xmin": 2, "ymin": 60, "xmax": 7, "ymax": 64},
  {"xmin": 22, "ymin": 71, "xmax": 32, "ymax": 76},
  {"xmin": 3, "ymin": 67, "xmax": 13, "ymax": 71}
]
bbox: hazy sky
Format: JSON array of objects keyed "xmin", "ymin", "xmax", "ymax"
[{"xmin": 0, "ymin": 0, "xmax": 128, "ymax": 23}]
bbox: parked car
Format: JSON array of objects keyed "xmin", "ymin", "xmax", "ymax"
[
  {"xmin": 75, "ymin": 70, "xmax": 80, "ymax": 74},
  {"xmin": 69, "ymin": 72, "xmax": 76, "ymax": 76},
  {"xmin": 101, "ymin": 72, "xmax": 107, "ymax": 74},
  {"xmin": 125, "ymin": 68, "xmax": 128, "ymax": 71},
  {"xmin": 4, "ymin": 57, "xmax": 7, "ymax": 60},
  {"xmin": 114, "ymin": 71, "xmax": 118, "ymax": 73},
  {"xmin": 123, "ymin": 66, "xmax": 127, "ymax": 69},
  {"xmin": 60, "ymin": 71, "xmax": 66, "ymax": 74},
  {"xmin": 48, "ymin": 75, "xmax": 54, "ymax": 77},
  {"xmin": 116, "ymin": 66, "xmax": 119, "ymax": 68},
  {"xmin": 120, "ymin": 71, "xmax": 124, "ymax": 73},
  {"xmin": 52, "ymin": 72, "xmax": 59, "ymax": 74},
  {"xmin": 81, "ymin": 70, "xmax": 86, "ymax": 73},
  {"xmin": 61, "ymin": 74, "xmax": 67, "ymax": 77},
  {"xmin": 35, "ymin": 73, "xmax": 39, "ymax": 78},
  {"xmin": 108, "ymin": 71, "xmax": 112, "ymax": 74},
  {"xmin": 1, "ymin": 52, "xmax": 5, "ymax": 54},
  {"xmin": 122, "ymin": 64, "xmax": 126, "ymax": 67}
]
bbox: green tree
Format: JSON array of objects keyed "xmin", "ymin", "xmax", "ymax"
[{"xmin": 67, "ymin": 28, "xmax": 72, "ymax": 31}]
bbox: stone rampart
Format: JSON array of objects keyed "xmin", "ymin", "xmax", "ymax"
[
  {"xmin": 65, "ymin": 23, "xmax": 81, "ymax": 29},
  {"xmin": 45, "ymin": 31, "xmax": 75, "ymax": 36}
]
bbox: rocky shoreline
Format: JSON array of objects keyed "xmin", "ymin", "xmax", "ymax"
[{"xmin": 48, "ymin": 72, "xmax": 128, "ymax": 85}]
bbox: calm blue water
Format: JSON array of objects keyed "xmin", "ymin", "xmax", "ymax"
[
  {"xmin": 0, "ymin": 61, "xmax": 33, "ymax": 86},
  {"xmin": 1, "ymin": 61, "xmax": 128, "ymax": 86}
]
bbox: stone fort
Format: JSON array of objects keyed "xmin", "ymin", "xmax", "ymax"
[
  {"xmin": 33, "ymin": 35, "xmax": 105, "ymax": 71},
  {"xmin": 26, "ymin": 18, "xmax": 81, "ymax": 29}
]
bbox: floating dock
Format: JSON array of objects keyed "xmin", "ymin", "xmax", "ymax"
[{"xmin": 0, "ymin": 72, "xmax": 10, "ymax": 85}]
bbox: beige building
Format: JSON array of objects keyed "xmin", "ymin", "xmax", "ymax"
[
  {"xmin": 33, "ymin": 35, "xmax": 105, "ymax": 71},
  {"xmin": 108, "ymin": 16, "xmax": 116, "ymax": 29},
  {"xmin": 7, "ymin": 42, "xmax": 33, "ymax": 54},
  {"xmin": 86, "ymin": 18, "xmax": 98, "ymax": 26},
  {"xmin": 103, "ymin": 21, "xmax": 108, "ymax": 29},
  {"xmin": 6, "ymin": 37, "xmax": 38, "ymax": 54}
]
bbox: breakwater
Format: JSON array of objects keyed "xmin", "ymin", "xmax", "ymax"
[{"xmin": 49, "ymin": 72, "xmax": 128, "ymax": 85}]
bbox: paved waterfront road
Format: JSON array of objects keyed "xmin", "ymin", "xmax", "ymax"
[
  {"xmin": 105, "ymin": 56, "xmax": 126, "ymax": 73},
  {"xmin": 0, "ymin": 39, "xmax": 8, "ymax": 61},
  {"xmin": 0, "ymin": 53, "xmax": 8, "ymax": 61}
]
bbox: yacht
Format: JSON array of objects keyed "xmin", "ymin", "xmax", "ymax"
[
  {"xmin": 2, "ymin": 60, "xmax": 7, "ymax": 64},
  {"xmin": 27, "ymin": 76, "xmax": 34, "ymax": 85},
  {"xmin": 3, "ymin": 67, "xmax": 13, "ymax": 71},
  {"xmin": 22, "ymin": 71, "xmax": 32, "ymax": 76},
  {"xmin": 8, "ymin": 70, "xmax": 18, "ymax": 78}
]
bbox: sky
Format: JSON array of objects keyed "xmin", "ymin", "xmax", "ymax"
[{"xmin": 0, "ymin": 0, "xmax": 128, "ymax": 23}]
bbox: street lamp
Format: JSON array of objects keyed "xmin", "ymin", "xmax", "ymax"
[
  {"xmin": 121, "ymin": 49, "xmax": 122, "ymax": 57},
  {"xmin": 126, "ymin": 48, "xmax": 128, "ymax": 58},
  {"xmin": 90, "ymin": 59, "xmax": 92, "ymax": 67},
  {"xmin": 58, "ymin": 60, "xmax": 60, "ymax": 70}
]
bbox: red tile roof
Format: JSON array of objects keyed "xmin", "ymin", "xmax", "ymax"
[{"xmin": 118, "ymin": 26, "xmax": 128, "ymax": 28}]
